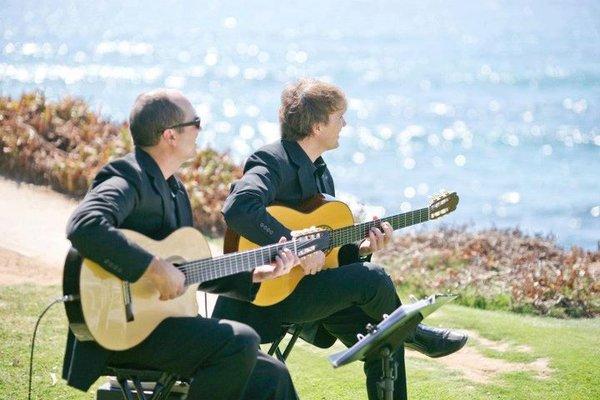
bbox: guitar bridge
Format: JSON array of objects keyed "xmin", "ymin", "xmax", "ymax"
[{"xmin": 122, "ymin": 281, "xmax": 134, "ymax": 322}]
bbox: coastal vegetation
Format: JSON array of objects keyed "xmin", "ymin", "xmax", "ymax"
[
  {"xmin": 377, "ymin": 227, "xmax": 599, "ymax": 318},
  {"xmin": 1, "ymin": 92, "xmax": 598, "ymax": 319},
  {"xmin": 0, "ymin": 92, "xmax": 241, "ymax": 236}
]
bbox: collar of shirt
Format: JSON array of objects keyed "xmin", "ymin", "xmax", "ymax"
[
  {"xmin": 135, "ymin": 146, "xmax": 182, "ymax": 198},
  {"xmin": 282, "ymin": 139, "xmax": 328, "ymax": 178}
]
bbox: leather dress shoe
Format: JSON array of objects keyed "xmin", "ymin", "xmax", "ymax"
[{"xmin": 405, "ymin": 324, "xmax": 468, "ymax": 358}]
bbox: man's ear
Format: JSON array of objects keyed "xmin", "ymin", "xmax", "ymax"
[
  {"xmin": 161, "ymin": 128, "xmax": 177, "ymax": 144},
  {"xmin": 311, "ymin": 122, "xmax": 321, "ymax": 137}
]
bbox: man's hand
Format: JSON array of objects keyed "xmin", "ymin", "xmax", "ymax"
[
  {"xmin": 359, "ymin": 216, "xmax": 393, "ymax": 256},
  {"xmin": 291, "ymin": 227, "xmax": 326, "ymax": 275},
  {"xmin": 299, "ymin": 250, "xmax": 326, "ymax": 275},
  {"xmin": 252, "ymin": 237, "xmax": 300, "ymax": 283},
  {"xmin": 144, "ymin": 256, "xmax": 186, "ymax": 301}
]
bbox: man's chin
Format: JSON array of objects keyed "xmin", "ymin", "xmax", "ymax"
[{"xmin": 182, "ymin": 153, "xmax": 198, "ymax": 165}]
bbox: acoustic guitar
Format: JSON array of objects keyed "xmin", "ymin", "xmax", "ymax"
[
  {"xmin": 224, "ymin": 191, "xmax": 459, "ymax": 307},
  {"xmin": 63, "ymin": 227, "xmax": 328, "ymax": 350}
]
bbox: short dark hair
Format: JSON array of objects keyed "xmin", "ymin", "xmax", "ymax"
[
  {"xmin": 129, "ymin": 90, "xmax": 185, "ymax": 147},
  {"xmin": 279, "ymin": 79, "xmax": 347, "ymax": 141}
]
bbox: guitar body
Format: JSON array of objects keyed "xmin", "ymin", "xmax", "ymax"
[
  {"xmin": 224, "ymin": 195, "xmax": 355, "ymax": 306},
  {"xmin": 63, "ymin": 227, "xmax": 211, "ymax": 351}
]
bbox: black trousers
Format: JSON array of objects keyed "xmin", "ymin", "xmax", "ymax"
[
  {"xmin": 266, "ymin": 261, "xmax": 407, "ymax": 400},
  {"xmin": 108, "ymin": 317, "xmax": 297, "ymax": 400}
]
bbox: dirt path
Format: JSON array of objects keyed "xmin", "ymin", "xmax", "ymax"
[
  {"xmin": 0, "ymin": 177, "xmax": 78, "ymax": 284},
  {"xmin": 0, "ymin": 176, "xmax": 220, "ymax": 298}
]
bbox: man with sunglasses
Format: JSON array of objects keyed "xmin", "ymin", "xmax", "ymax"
[{"xmin": 63, "ymin": 89, "xmax": 299, "ymax": 399}]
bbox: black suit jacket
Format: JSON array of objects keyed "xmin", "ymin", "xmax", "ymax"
[
  {"xmin": 213, "ymin": 140, "xmax": 362, "ymax": 347},
  {"xmin": 63, "ymin": 147, "xmax": 258, "ymax": 391}
]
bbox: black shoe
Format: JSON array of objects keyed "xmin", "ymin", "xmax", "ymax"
[{"xmin": 405, "ymin": 324, "xmax": 468, "ymax": 358}]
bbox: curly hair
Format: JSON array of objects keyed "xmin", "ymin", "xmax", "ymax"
[{"xmin": 279, "ymin": 79, "xmax": 347, "ymax": 141}]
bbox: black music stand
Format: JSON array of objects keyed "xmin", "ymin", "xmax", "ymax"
[{"xmin": 328, "ymin": 294, "xmax": 456, "ymax": 400}]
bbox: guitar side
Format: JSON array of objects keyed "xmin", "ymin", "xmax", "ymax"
[
  {"xmin": 67, "ymin": 227, "xmax": 211, "ymax": 351},
  {"xmin": 226, "ymin": 195, "xmax": 355, "ymax": 307}
]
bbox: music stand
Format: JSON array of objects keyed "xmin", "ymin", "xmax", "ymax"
[{"xmin": 328, "ymin": 294, "xmax": 456, "ymax": 400}]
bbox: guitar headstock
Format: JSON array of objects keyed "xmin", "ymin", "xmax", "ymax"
[
  {"xmin": 429, "ymin": 190, "xmax": 459, "ymax": 220},
  {"xmin": 293, "ymin": 229, "xmax": 331, "ymax": 256}
]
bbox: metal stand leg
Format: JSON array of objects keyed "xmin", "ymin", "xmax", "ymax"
[
  {"xmin": 268, "ymin": 324, "xmax": 303, "ymax": 363},
  {"xmin": 376, "ymin": 347, "xmax": 397, "ymax": 400},
  {"xmin": 112, "ymin": 370, "xmax": 180, "ymax": 400},
  {"xmin": 116, "ymin": 377, "xmax": 136, "ymax": 400}
]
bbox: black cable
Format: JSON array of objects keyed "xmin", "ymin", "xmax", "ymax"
[
  {"xmin": 28, "ymin": 294, "xmax": 78, "ymax": 400},
  {"xmin": 204, "ymin": 292, "xmax": 208, "ymax": 317}
]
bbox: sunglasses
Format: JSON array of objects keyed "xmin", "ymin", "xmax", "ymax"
[{"xmin": 166, "ymin": 116, "xmax": 201, "ymax": 130}]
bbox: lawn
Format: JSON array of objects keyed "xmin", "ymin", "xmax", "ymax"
[{"xmin": 1, "ymin": 285, "xmax": 598, "ymax": 399}]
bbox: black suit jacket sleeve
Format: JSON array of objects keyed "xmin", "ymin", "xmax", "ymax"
[
  {"xmin": 222, "ymin": 150, "xmax": 292, "ymax": 246},
  {"xmin": 66, "ymin": 176, "xmax": 153, "ymax": 282},
  {"xmin": 198, "ymin": 270, "xmax": 260, "ymax": 301}
]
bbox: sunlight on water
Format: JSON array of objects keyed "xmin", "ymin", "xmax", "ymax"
[{"xmin": 0, "ymin": 0, "xmax": 598, "ymax": 248}]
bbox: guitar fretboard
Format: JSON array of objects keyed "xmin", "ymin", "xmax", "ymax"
[
  {"xmin": 330, "ymin": 207, "xmax": 429, "ymax": 247},
  {"xmin": 179, "ymin": 206, "xmax": 431, "ymax": 284},
  {"xmin": 179, "ymin": 241, "xmax": 298, "ymax": 286}
]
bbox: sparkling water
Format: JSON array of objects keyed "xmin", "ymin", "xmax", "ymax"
[{"xmin": 1, "ymin": 0, "xmax": 598, "ymax": 249}]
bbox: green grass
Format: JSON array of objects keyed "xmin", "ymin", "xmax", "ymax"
[{"xmin": 1, "ymin": 285, "xmax": 599, "ymax": 399}]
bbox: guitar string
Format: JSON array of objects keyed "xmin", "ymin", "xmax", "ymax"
[
  {"xmin": 330, "ymin": 207, "xmax": 429, "ymax": 246},
  {"xmin": 179, "ymin": 241, "xmax": 291, "ymax": 284},
  {"xmin": 179, "ymin": 206, "xmax": 438, "ymax": 284},
  {"xmin": 178, "ymin": 207, "xmax": 430, "ymax": 284}
]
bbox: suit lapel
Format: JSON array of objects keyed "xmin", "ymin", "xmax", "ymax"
[
  {"xmin": 321, "ymin": 168, "xmax": 335, "ymax": 196},
  {"xmin": 171, "ymin": 179, "xmax": 194, "ymax": 227},
  {"xmin": 282, "ymin": 140, "xmax": 319, "ymax": 199},
  {"xmin": 136, "ymin": 148, "xmax": 172, "ymax": 231},
  {"xmin": 297, "ymin": 163, "xmax": 319, "ymax": 198}
]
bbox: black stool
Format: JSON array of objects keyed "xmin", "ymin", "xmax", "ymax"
[
  {"xmin": 97, "ymin": 325, "xmax": 303, "ymax": 400},
  {"xmin": 96, "ymin": 367, "xmax": 188, "ymax": 400},
  {"xmin": 267, "ymin": 324, "xmax": 303, "ymax": 362}
]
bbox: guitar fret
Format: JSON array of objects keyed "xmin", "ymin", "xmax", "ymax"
[
  {"xmin": 331, "ymin": 207, "xmax": 429, "ymax": 248},
  {"xmin": 181, "ymin": 240, "xmax": 295, "ymax": 286},
  {"xmin": 182, "ymin": 203, "xmax": 441, "ymax": 286}
]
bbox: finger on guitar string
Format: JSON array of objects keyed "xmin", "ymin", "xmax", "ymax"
[
  {"xmin": 299, "ymin": 250, "xmax": 325, "ymax": 275},
  {"xmin": 381, "ymin": 221, "xmax": 393, "ymax": 244},
  {"xmin": 374, "ymin": 226, "xmax": 385, "ymax": 249},
  {"xmin": 368, "ymin": 229, "xmax": 379, "ymax": 251},
  {"xmin": 283, "ymin": 247, "xmax": 300, "ymax": 270},
  {"xmin": 278, "ymin": 248, "xmax": 297, "ymax": 272}
]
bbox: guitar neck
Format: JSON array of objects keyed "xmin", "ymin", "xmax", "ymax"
[
  {"xmin": 330, "ymin": 207, "xmax": 429, "ymax": 247},
  {"xmin": 180, "ymin": 241, "xmax": 297, "ymax": 286}
]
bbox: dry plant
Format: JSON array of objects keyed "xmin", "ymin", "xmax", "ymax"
[{"xmin": 0, "ymin": 92, "xmax": 241, "ymax": 235}]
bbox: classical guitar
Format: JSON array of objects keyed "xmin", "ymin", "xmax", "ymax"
[
  {"xmin": 224, "ymin": 191, "xmax": 459, "ymax": 307},
  {"xmin": 63, "ymin": 227, "xmax": 328, "ymax": 350}
]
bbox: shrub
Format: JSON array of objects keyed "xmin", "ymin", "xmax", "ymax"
[
  {"xmin": 376, "ymin": 226, "xmax": 600, "ymax": 318},
  {"xmin": 0, "ymin": 92, "xmax": 241, "ymax": 236}
]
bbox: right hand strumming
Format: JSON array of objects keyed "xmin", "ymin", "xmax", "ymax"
[{"xmin": 144, "ymin": 256, "xmax": 186, "ymax": 300}]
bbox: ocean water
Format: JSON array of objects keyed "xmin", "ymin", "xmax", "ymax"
[{"xmin": 1, "ymin": 0, "xmax": 598, "ymax": 249}]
